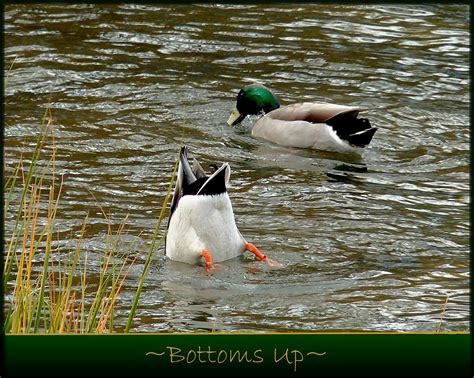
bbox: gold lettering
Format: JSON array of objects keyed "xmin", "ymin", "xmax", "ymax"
[
  {"xmin": 307, "ymin": 352, "xmax": 327, "ymax": 357},
  {"xmin": 207, "ymin": 346, "xmax": 217, "ymax": 363},
  {"xmin": 167, "ymin": 346, "xmax": 185, "ymax": 364},
  {"xmin": 229, "ymin": 350, "xmax": 251, "ymax": 363},
  {"xmin": 145, "ymin": 352, "xmax": 165, "ymax": 357},
  {"xmin": 145, "ymin": 346, "xmax": 325, "ymax": 368},
  {"xmin": 274, "ymin": 348, "xmax": 291, "ymax": 364},
  {"xmin": 253, "ymin": 349, "xmax": 264, "ymax": 363},
  {"xmin": 186, "ymin": 350, "xmax": 197, "ymax": 364},
  {"xmin": 196, "ymin": 346, "xmax": 207, "ymax": 363},
  {"xmin": 291, "ymin": 350, "xmax": 304, "ymax": 372},
  {"xmin": 217, "ymin": 350, "xmax": 228, "ymax": 364}
]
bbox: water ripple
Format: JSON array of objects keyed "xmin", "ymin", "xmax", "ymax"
[{"xmin": 4, "ymin": 4, "xmax": 469, "ymax": 333}]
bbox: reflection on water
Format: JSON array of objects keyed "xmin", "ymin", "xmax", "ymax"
[{"xmin": 4, "ymin": 4, "xmax": 469, "ymax": 332}]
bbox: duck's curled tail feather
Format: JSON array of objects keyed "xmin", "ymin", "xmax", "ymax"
[{"xmin": 326, "ymin": 113, "xmax": 377, "ymax": 147}]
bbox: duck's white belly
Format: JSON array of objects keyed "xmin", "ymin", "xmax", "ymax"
[
  {"xmin": 252, "ymin": 116, "xmax": 360, "ymax": 153},
  {"xmin": 166, "ymin": 193, "xmax": 246, "ymax": 264}
]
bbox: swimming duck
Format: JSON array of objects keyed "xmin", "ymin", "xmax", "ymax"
[
  {"xmin": 227, "ymin": 83, "xmax": 377, "ymax": 153},
  {"xmin": 166, "ymin": 146, "xmax": 276, "ymax": 270}
]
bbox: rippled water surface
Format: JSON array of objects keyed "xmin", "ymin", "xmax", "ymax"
[{"xmin": 4, "ymin": 4, "xmax": 469, "ymax": 332}]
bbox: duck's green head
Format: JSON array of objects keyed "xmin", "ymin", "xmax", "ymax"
[{"xmin": 227, "ymin": 84, "xmax": 280, "ymax": 126}]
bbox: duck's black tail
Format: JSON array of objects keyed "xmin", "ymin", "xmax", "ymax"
[
  {"xmin": 326, "ymin": 113, "xmax": 377, "ymax": 148},
  {"xmin": 345, "ymin": 120, "xmax": 377, "ymax": 147}
]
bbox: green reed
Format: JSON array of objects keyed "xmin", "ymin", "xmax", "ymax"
[{"xmin": 125, "ymin": 153, "xmax": 178, "ymax": 332}]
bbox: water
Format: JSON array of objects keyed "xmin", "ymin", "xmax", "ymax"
[{"xmin": 4, "ymin": 4, "xmax": 469, "ymax": 332}]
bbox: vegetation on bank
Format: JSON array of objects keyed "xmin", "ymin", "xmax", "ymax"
[{"xmin": 3, "ymin": 108, "xmax": 177, "ymax": 333}]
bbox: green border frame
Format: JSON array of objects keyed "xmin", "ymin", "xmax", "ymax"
[
  {"xmin": 2, "ymin": 3, "xmax": 472, "ymax": 378},
  {"xmin": 3, "ymin": 333, "xmax": 472, "ymax": 376}
]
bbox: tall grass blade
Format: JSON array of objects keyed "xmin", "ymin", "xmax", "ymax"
[
  {"xmin": 124, "ymin": 156, "xmax": 179, "ymax": 332},
  {"xmin": 4, "ymin": 108, "xmax": 52, "ymax": 288}
]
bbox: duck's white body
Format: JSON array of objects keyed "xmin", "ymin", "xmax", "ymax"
[
  {"xmin": 165, "ymin": 146, "xmax": 268, "ymax": 268},
  {"xmin": 252, "ymin": 102, "xmax": 363, "ymax": 153},
  {"xmin": 166, "ymin": 192, "xmax": 246, "ymax": 264}
]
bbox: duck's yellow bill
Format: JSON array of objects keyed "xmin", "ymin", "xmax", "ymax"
[{"xmin": 227, "ymin": 107, "xmax": 243, "ymax": 126}]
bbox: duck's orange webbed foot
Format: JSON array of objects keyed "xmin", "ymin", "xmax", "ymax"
[
  {"xmin": 201, "ymin": 249, "xmax": 226, "ymax": 272},
  {"xmin": 201, "ymin": 249, "xmax": 214, "ymax": 271},
  {"xmin": 245, "ymin": 242, "xmax": 266, "ymax": 261},
  {"xmin": 245, "ymin": 242, "xmax": 282, "ymax": 268}
]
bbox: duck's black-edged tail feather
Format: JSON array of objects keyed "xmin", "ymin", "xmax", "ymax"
[
  {"xmin": 179, "ymin": 146, "xmax": 198, "ymax": 186},
  {"xmin": 169, "ymin": 146, "xmax": 190, "ymax": 224},
  {"xmin": 170, "ymin": 146, "xmax": 229, "ymax": 223},
  {"xmin": 192, "ymin": 158, "xmax": 207, "ymax": 179},
  {"xmin": 326, "ymin": 113, "xmax": 377, "ymax": 147},
  {"xmin": 346, "ymin": 125, "xmax": 377, "ymax": 147},
  {"xmin": 196, "ymin": 163, "xmax": 228, "ymax": 196}
]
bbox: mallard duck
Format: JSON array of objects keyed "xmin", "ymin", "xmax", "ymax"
[
  {"xmin": 166, "ymin": 146, "xmax": 277, "ymax": 270},
  {"xmin": 227, "ymin": 83, "xmax": 377, "ymax": 153}
]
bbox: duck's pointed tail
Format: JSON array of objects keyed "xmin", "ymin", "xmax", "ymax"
[
  {"xmin": 346, "ymin": 122, "xmax": 378, "ymax": 147},
  {"xmin": 327, "ymin": 114, "xmax": 377, "ymax": 148},
  {"xmin": 197, "ymin": 163, "xmax": 229, "ymax": 196}
]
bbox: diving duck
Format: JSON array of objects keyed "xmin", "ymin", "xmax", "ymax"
[
  {"xmin": 227, "ymin": 83, "xmax": 377, "ymax": 153},
  {"xmin": 166, "ymin": 146, "xmax": 277, "ymax": 270}
]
